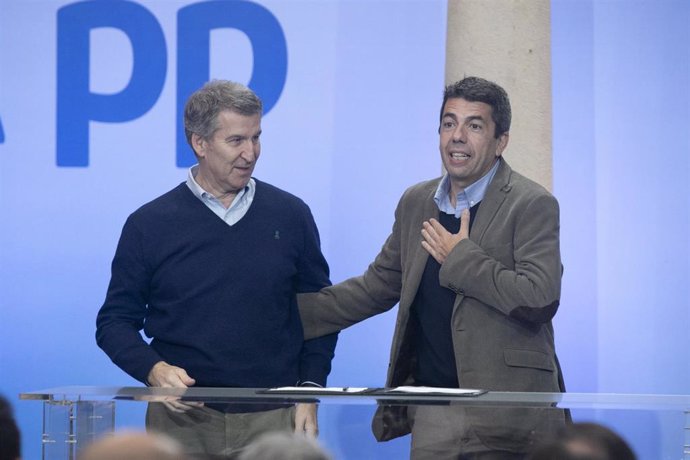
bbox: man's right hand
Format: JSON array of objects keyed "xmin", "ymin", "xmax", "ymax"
[
  {"xmin": 146, "ymin": 361, "xmax": 201, "ymax": 413},
  {"xmin": 147, "ymin": 361, "xmax": 196, "ymax": 387}
]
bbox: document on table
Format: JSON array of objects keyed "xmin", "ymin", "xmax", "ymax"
[
  {"xmin": 258, "ymin": 387, "xmax": 374, "ymax": 395},
  {"xmin": 258, "ymin": 386, "xmax": 486, "ymax": 397},
  {"xmin": 383, "ymin": 386, "xmax": 486, "ymax": 396}
]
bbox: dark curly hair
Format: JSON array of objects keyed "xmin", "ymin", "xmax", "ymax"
[{"xmin": 440, "ymin": 76, "xmax": 511, "ymax": 138}]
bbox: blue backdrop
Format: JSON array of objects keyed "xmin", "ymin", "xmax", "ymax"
[{"xmin": 1, "ymin": 1, "xmax": 688, "ymax": 459}]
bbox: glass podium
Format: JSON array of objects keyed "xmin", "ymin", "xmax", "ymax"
[{"xmin": 20, "ymin": 386, "xmax": 690, "ymax": 460}]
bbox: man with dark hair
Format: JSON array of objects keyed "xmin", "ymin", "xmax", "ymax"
[
  {"xmin": 299, "ymin": 76, "xmax": 566, "ymax": 458},
  {"xmin": 528, "ymin": 422, "xmax": 637, "ymax": 460},
  {"xmin": 96, "ymin": 80, "xmax": 337, "ymax": 458},
  {"xmin": 0, "ymin": 395, "xmax": 21, "ymax": 460}
]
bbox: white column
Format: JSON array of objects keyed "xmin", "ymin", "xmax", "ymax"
[{"xmin": 445, "ymin": 0, "xmax": 552, "ymax": 190}]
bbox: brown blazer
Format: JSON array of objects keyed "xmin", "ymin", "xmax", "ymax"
[{"xmin": 299, "ymin": 159, "xmax": 566, "ymax": 443}]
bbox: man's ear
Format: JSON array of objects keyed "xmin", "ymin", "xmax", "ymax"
[
  {"xmin": 191, "ymin": 133, "xmax": 206, "ymax": 158},
  {"xmin": 496, "ymin": 132, "xmax": 509, "ymax": 156}
]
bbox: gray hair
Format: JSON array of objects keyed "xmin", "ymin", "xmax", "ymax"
[
  {"xmin": 183, "ymin": 80, "xmax": 263, "ymax": 147},
  {"xmin": 78, "ymin": 431, "xmax": 188, "ymax": 460},
  {"xmin": 238, "ymin": 432, "xmax": 332, "ymax": 460}
]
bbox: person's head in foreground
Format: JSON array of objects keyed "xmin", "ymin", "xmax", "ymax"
[
  {"xmin": 238, "ymin": 432, "xmax": 331, "ymax": 460},
  {"xmin": 78, "ymin": 431, "xmax": 187, "ymax": 460},
  {"xmin": 528, "ymin": 422, "xmax": 636, "ymax": 460}
]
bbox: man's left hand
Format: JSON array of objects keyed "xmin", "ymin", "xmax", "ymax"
[
  {"xmin": 421, "ymin": 208, "xmax": 470, "ymax": 264},
  {"xmin": 294, "ymin": 403, "xmax": 318, "ymax": 438}
]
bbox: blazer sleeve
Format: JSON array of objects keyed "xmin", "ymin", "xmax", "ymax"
[
  {"xmin": 439, "ymin": 192, "xmax": 561, "ymax": 324},
  {"xmin": 298, "ymin": 194, "xmax": 407, "ymax": 340}
]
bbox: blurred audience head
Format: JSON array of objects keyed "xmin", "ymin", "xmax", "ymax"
[
  {"xmin": 0, "ymin": 395, "xmax": 21, "ymax": 460},
  {"xmin": 238, "ymin": 432, "xmax": 331, "ymax": 460},
  {"xmin": 78, "ymin": 431, "xmax": 187, "ymax": 460},
  {"xmin": 528, "ymin": 422, "xmax": 636, "ymax": 460}
]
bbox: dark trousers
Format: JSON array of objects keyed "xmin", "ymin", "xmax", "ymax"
[
  {"xmin": 408, "ymin": 405, "xmax": 564, "ymax": 460},
  {"xmin": 146, "ymin": 402, "xmax": 295, "ymax": 459}
]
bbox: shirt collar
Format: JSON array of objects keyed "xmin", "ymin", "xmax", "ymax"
[
  {"xmin": 433, "ymin": 158, "xmax": 501, "ymax": 217},
  {"xmin": 186, "ymin": 165, "xmax": 253, "ymax": 208}
]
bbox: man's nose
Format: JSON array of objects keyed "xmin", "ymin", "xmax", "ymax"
[
  {"xmin": 452, "ymin": 125, "xmax": 466, "ymax": 143},
  {"xmin": 240, "ymin": 141, "xmax": 258, "ymax": 162}
]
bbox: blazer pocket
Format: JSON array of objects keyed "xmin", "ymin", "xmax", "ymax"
[{"xmin": 504, "ymin": 348, "xmax": 554, "ymax": 372}]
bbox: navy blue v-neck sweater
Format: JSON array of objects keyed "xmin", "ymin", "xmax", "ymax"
[
  {"xmin": 410, "ymin": 204, "xmax": 479, "ymax": 388},
  {"xmin": 96, "ymin": 180, "xmax": 336, "ymax": 388}
]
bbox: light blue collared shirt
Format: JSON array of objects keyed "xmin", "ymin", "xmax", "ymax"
[
  {"xmin": 186, "ymin": 165, "xmax": 255, "ymax": 226},
  {"xmin": 433, "ymin": 159, "xmax": 500, "ymax": 217}
]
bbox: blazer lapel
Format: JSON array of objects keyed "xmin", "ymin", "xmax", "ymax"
[
  {"xmin": 400, "ymin": 180, "xmax": 439, "ymax": 310},
  {"xmin": 470, "ymin": 159, "xmax": 512, "ymax": 245}
]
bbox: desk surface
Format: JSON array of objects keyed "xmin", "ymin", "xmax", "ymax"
[{"xmin": 20, "ymin": 386, "xmax": 690, "ymax": 411}]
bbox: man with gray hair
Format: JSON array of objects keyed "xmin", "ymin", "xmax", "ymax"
[
  {"xmin": 78, "ymin": 431, "xmax": 188, "ymax": 460},
  {"xmin": 96, "ymin": 80, "xmax": 337, "ymax": 458},
  {"xmin": 238, "ymin": 432, "xmax": 332, "ymax": 460}
]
